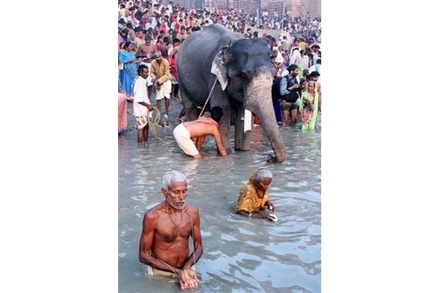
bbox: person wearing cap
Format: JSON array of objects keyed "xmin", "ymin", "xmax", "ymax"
[{"xmin": 150, "ymin": 50, "xmax": 173, "ymax": 121}]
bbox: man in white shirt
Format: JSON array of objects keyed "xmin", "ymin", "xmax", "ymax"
[{"xmin": 133, "ymin": 64, "xmax": 155, "ymax": 143}]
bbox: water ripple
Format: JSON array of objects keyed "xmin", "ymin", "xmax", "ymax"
[{"xmin": 119, "ymin": 118, "xmax": 321, "ymax": 293}]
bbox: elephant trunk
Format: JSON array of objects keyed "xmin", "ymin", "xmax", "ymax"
[{"xmin": 244, "ymin": 68, "xmax": 286, "ymax": 163}]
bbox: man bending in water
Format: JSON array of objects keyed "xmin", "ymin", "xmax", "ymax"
[
  {"xmin": 173, "ymin": 106, "xmax": 227, "ymax": 158},
  {"xmin": 139, "ymin": 170, "xmax": 203, "ymax": 290}
]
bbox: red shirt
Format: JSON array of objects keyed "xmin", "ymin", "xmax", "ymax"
[{"xmin": 156, "ymin": 41, "xmax": 163, "ymax": 51}]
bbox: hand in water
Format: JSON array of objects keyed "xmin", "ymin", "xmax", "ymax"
[
  {"xmin": 179, "ymin": 268, "xmax": 199, "ymax": 290},
  {"xmin": 268, "ymin": 203, "xmax": 274, "ymax": 212},
  {"xmin": 267, "ymin": 214, "xmax": 278, "ymax": 222}
]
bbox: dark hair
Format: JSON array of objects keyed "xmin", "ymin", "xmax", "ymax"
[
  {"xmin": 137, "ymin": 64, "xmax": 148, "ymax": 74},
  {"xmin": 309, "ymin": 71, "xmax": 320, "ymax": 77},
  {"xmin": 287, "ymin": 64, "xmax": 298, "ymax": 71},
  {"xmin": 210, "ymin": 106, "xmax": 223, "ymax": 121}
]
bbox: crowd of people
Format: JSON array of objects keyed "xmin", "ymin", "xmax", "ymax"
[
  {"xmin": 119, "ymin": 2, "xmax": 321, "ymax": 289},
  {"xmin": 118, "ymin": 0, "xmax": 322, "ymax": 130}
]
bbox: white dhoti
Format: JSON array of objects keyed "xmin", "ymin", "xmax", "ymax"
[
  {"xmin": 155, "ymin": 80, "xmax": 172, "ymax": 100},
  {"xmin": 173, "ymin": 124, "xmax": 199, "ymax": 157}
]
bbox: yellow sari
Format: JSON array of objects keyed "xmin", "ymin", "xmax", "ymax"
[{"xmin": 234, "ymin": 170, "xmax": 268, "ymax": 213}]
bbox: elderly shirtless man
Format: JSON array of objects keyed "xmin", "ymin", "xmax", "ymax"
[
  {"xmin": 139, "ymin": 170, "xmax": 203, "ymax": 290},
  {"xmin": 173, "ymin": 106, "xmax": 227, "ymax": 159}
]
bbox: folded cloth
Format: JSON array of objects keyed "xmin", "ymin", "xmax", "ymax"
[
  {"xmin": 146, "ymin": 265, "xmax": 177, "ymax": 278},
  {"xmin": 146, "ymin": 265, "xmax": 196, "ymax": 278}
]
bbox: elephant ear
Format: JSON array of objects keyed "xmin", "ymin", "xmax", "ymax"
[{"xmin": 210, "ymin": 45, "xmax": 230, "ymax": 91}]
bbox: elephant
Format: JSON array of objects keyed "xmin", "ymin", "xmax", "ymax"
[{"xmin": 176, "ymin": 24, "xmax": 286, "ymax": 163}]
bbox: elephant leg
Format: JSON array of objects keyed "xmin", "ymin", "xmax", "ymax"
[
  {"xmin": 234, "ymin": 106, "xmax": 252, "ymax": 151},
  {"xmin": 214, "ymin": 99, "xmax": 233, "ymax": 155},
  {"xmin": 180, "ymin": 90, "xmax": 199, "ymax": 121}
]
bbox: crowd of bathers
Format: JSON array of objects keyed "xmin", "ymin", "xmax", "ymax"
[{"xmin": 118, "ymin": 0, "xmax": 321, "ymax": 49}]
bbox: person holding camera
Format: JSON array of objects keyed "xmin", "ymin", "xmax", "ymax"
[{"xmin": 279, "ymin": 64, "xmax": 303, "ymax": 127}]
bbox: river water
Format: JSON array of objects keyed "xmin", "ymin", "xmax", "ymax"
[{"xmin": 118, "ymin": 102, "xmax": 321, "ymax": 293}]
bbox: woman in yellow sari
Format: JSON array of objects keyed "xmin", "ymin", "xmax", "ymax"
[{"xmin": 234, "ymin": 168, "xmax": 277, "ymax": 221}]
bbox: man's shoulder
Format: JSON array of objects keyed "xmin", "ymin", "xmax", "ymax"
[
  {"xmin": 145, "ymin": 202, "xmax": 163, "ymax": 216},
  {"xmin": 185, "ymin": 203, "xmax": 200, "ymax": 213},
  {"xmin": 196, "ymin": 116, "xmax": 217, "ymax": 125}
]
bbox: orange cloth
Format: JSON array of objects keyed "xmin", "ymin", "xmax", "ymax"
[{"xmin": 234, "ymin": 170, "xmax": 268, "ymax": 213}]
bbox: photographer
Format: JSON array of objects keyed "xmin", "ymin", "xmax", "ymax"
[{"xmin": 279, "ymin": 64, "xmax": 303, "ymax": 127}]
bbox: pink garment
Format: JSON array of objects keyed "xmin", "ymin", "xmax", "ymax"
[
  {"xmin": 118, "ymin": 93, "xmax": 128, "ymax": 134},
  {"xmin": 118, "ymin": 34, "xmax": 123, "ymax": 49}
]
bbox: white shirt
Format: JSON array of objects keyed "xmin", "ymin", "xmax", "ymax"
[
  {"xmin": 133, "ymin": 75, "xmax": 151, "ymax": 116},
  {"xmin": 298, "ymin": 56, "xmax": 310, "ymax": 70},
  {"xmin": 289, "ymin": 48, "xmax": 301, "ymax": 65},
  {"xmin": 309, "ymin": 64, "xmax": 321, "ymax": 74},
  {"xmin": 139, "ymin": 62, "xmax": 153, "ymax": 86},
  {"xmin": 166, "ymin": 4, "xmax": 173, "ymax": 15}
]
